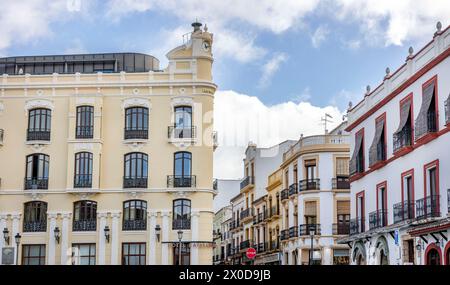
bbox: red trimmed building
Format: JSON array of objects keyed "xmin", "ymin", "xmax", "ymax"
[{"xmin": 339, "ymin": 22, "xmax": 450, "ymax": 265}]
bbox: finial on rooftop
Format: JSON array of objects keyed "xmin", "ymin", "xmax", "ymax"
[
  {"xmin": 366, "ymin": 85, "xmax": 371, "ymax": 94},
  {"xmin": 348, "ymin": 101, "xmax": 353, "ymax": 110},
  {"xmin": 408, "ymin": 46, "xmax": 414, "ymax": 56},
  {"xmin": 437, "ymin": 21, "xmax": 442, "ymax": 33},
  {"xmin": 192, "ymin": 19, "xmax": 202, "ymax": 32},
  {"xmin": 385, "ymin": 67, "xmax": 391, "ymax": 78}
]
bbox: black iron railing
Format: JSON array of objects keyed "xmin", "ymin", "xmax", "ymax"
[
  {"xmin": 416, "ymin": 195, "xmax": 440, "ymax": 220},
  {"xmin": 213, "ymin": 179, "xmax": 218, "ymax": 190},
  {"xmin": 256, "ymin": 242, "xmax": 267, "ymax": 253},
  {"xmin": 167, "ymin": 175, "xmax": 196, "ymax": 188},
  {"xmin": 240, "ymin": 240, "xmax": 251, "ymax": 251},
  {"xmin": 124, "ymin": 129, "xmax": 148, "ymax": 140},
  {"xmin": 280, "ymin": 229, "xmax": 289, "ymax": 241},
  {"xmin": 73, "ymin": 219, "xmax": 97, "ymax": 232},
  {"xmin": 270, "ymin": 206, "xmax": 280, "ymax": 217},
  {"xmin": 299, "ymin": 179, "xmax": 320, "ymax": 191},
  {"xmin": 270, "ymin": 241, "xmax": 279, "ymax": 251},
  {"xmin": 281, "ymin": 189, "xmax": 289, "ymax": 200},
  {"xmin": 427, "ymin": 110, "xmax": 437, "ymax": 133},
  {"xmin": 289, "ymin": 226, "xmax": 299, "ymax": 238},
  {"xmin": 349, "ymin": 218, "xmax": 365, "ymax": 235},
  {"xmin": 240, "ymin": 176, "xmax": 255, "ymax": 190},
  {"xmin": 123, "ymin": 177, "xmax": 148, "ymax": 188},
  {"xmin": 172, "ymin": 219, "xmax": 191, "ymax": 230},
  {"xmin": 75, "ymin": 126, "xmax": 94, "ymax": 139},
  {"xmin": 393, "ymin": 201, "xmax": 415, "ymax": 223},
  {"xmin": 27, "ymin": 129, "xmax": 51, "ymax": 141},
  {"xmin": 393, "ymin": 127, "xmax": 412, "ymax": 153},
  {"xmin": 332, "ymin": 222, "xmax": 350, "ymax": 235},
  {"xmin": 240, "ymin": 208, "xmax": 252, "ymax": 220},
  {"xmin": 299, "ymin": 224, "xmax": 321, "ymax": 236},
  {"xmin": 332, "ymin": 177, "xmax": 350, "ymax": 189},
  {"xmin": 168, "ymin": 126, "xmax": 196, "ymax": 139},
  {"xmin": 123, "ymin": 219, "xmax": 147, "ymax": 231},
  {"xmin": 23, "ymin": 221, "xmax": 47, "ymax": 232},
  {"xmin": 369, "ymin": 209, "xmax": 388, "ymax": 230},
  {"xmin": 74, "ymin": 174, "xmax": 92, "ymax": 188},
  {"xmin": 289, "ymin": 183, "xmax": 298, "ymax": 196},
  {"xmin": 24, "ymin": 178, "xmax": 49, "ymax": 190}
]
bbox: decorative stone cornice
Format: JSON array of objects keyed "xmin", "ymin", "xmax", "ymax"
[
  {"xmin": 24, "ymin": 99, "xmax": 54, "ymax": 114},
  {"xmin": 75, "ymin": 97, "xmax": 96, "ymax": 106},
  {"xmin": 121, "ymin": 97, "xmax": 151, "ymax": 111},
  {"xmin": 170, "ymin": 96, "xmax": 193, "ymax": 108}
]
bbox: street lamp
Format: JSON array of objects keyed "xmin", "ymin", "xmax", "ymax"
[
  {"xmin": 53, "ymin": 227, "xmax": 61, "ymax": 244},
  {"xmin": 15, "ymin": 233, "xmax": 21, "ymax": 265},
  {"xmin": 177, "ymin": 230, "xmax": 183, "ymax": 265},
  {"xmin": 155, "ymin": 225, "xmax": 161, "ymax": 242},
  {"xmin": 309, "ymin": 229, "xmax": 315, "ymax": 265},
  {"xmin": 104, "ymin": 226, "xmax": 110, "ymax": 243},
  {"xmin": 3, "ymin": 228, "xmax": 9, "ymax": 245}
]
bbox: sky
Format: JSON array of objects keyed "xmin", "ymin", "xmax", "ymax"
[{"xmin": 1, "ymin": 0, "xmax": 449, "ymax": 179}]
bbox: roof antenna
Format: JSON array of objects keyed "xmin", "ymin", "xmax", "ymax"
[{"xmin": 321, "ymin": 113, "xmax": 333, "ymax": 134}]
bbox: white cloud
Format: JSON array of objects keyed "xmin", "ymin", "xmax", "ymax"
[
  {"xmin": 328, "ymin": 89, "xmax": 363, "ymax": 111},
  {"xmin": 311, "ymin": 25, "xmax": 330, "ymax": 48},
  {"xmin": 258, "ymin": 53, "xmax": 288, "ymax": 88},
  {"xmin": 64, "ymin": 38, "xmax": 88, "ymax": 54},
  {"xmin": 214, "ymin": 90, "xmax": 345, "ymax": 178}
]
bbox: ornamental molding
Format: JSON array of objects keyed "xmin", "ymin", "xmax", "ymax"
[
  {"xmin": 121, "ymin": 97, "xmax": 151, "ymax": 111},
  {"xmin": 27, "ymin": 143, "xmax": 49, "ymax": 152},
  {"xmin": 170, "ymin": 96, "xmax": 193, "ymax": 108},
  {"xmin": 127, "ymin": 191, "xmax": 144, "ymax": 199},
  {"xmin": 25, "ymin": 191, "xmax": 45, "ymax": 201},
  {"xmin": 75, "ymin": 97, "xmax": 96, "ymax": 106},
  {"xmin": 73, "ymin": 143, "xmax": 94, "ymax": 152},
  {"xmin": 170, "ymin": 190, "xmax": 193, "ymax": 199},
  {"xmin": 124, "ymin": 141, "xmax": 148, "ymax": 152},
  {"xmin": 24, "ymin": 99, "xmax": 54, "ymax": 114}
]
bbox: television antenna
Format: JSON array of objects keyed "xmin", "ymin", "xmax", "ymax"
[{"xmin": 321, "ymin": 113, "xmax": 333, "ymax": 134}]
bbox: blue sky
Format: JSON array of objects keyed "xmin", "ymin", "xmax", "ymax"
[{"xmin": 1, "ymin": 0, "xmax": 449, "ymax": 178}]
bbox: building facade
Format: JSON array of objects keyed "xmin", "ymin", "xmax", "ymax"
[
  {"xmin": 212, "ymin": 206, "xmax": 232, "ymax": 264},
  {"xmin": 341, "ymin": 23, "xmax": 450, "ymax": 265},
  {"xmin": 279, "ymin": 124, "xmax": 351, "ymax": 265},
  {"xmin": 0, "ymin": 22, "xmax": 217, "ymax": 265}
]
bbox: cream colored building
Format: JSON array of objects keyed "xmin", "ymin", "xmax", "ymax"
[{"xmin": 0, "ymin": 22, "xmax": 217, "ymax": 265}]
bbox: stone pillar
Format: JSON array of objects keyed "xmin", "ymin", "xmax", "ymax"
[
  {"xmin": 191, "ymin": 211, "xmax": 200, "ymax": 265},
  {"xmin": 11, "ymin": 214, "xmax": 21, "ymax": 265},
  {"xmin": 60, "ymin": 213, "xmax": 71, "ymax": 265},
  {"xmin": 110, "ymin": 212, "xmax": 121, "ymax": 265},
  {"xmin": 47, "ymin": 213, "xmax": 58, "ymax": 265},
  {"xmin": 161, "ymin": 211, "xmax": 170, "ymax": 265},
  {"xmin": 148, "ymin": 211, "xmax": 158, "ymax": 265},
  {"xmin": 97, "ymin": 212, "xmax": 108, "ymax": 265}
]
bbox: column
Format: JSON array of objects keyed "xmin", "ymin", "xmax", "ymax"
[
  {"xmin": 11, "ymin": 214, "xmax": 21, "ymax": 265},
  {"xmin": 288, "ymin": 200, "xmax": 294, "ymax": 228},
  {"xmin": 97, "ymin": 212, "xmax": 108, "ymax": 265},
  {"xmin": 60, "ymin": 213, "xmax": 71, "ymax": 265},
  {"xmin": 148, "ymin": 211, "xmax": 158, "ymax": 265},
  {"xmin": 191, "ymin": 211, "xmax": 200, "ymax": 265},
  {"xmin": 161, "ymin": 211, "xmax": 170, "ymax": 265},
  {"xmin": 0, "ymin": 214, "xmax": 7, "ymax": 265},
  {"xmin": 110, "ymin": 212, "xmax": 120, "ymax": 265},
  {"xmin": 47, "ymin": 213, "xmax": 58, "ymax": 265}
]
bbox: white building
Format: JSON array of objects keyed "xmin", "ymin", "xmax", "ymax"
[
  {"xmin": 213, "ymin": 206, "xmax": 232, "ymax": 264},
  {"xmin": 213, "ymin": 179, "xmax": 241, "ymax": 213},
  {"xmin": 341, "ymin": 23, "xmax": 450, "ymax": 265}
]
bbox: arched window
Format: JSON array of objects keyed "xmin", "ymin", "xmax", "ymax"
[
  {"xmin": 23, "ymin": 201, "xmax": 47, "ymax": 232},
  {"xmin": 73, "ymin": 200, "xmax": 97, "ymax": 231},
  {"xmin": 172, "ymin": 106, "xmax": 193, "ymax": 138},
  {"xmin": 74, "ymin": 152, "xmax": 93, "ymax": 188},
  {"xmin": 76, "ymin": 106, "xmax": 94, "ymax": 139},
  {"xmin": 173, "ymin": 199, "xmax": 191, "ymax": 230},
  {"xmin": 27, "ymin": 108, "xmax": 51, "ymax": 141},
  {"xmin": 25, "ymin": 154, "xmax": 49, "ymax": 190},
  {"xmin": 426, "ymin": 248, "xmax": 441, "ymax": 265},
  {"xmin": 171, "ymin": 152, "xmax": 194, "ymax": 187},
  {"xmin": 124, "ymin": 107, "xmax": 148, "ymax": 139},
  {"xmin": 123, "ymin": 200, "xmax": 147, "ymax": 231},
  {"xmin": 123, "ymin": 152, "xmax": 148, "ymax": 188}
]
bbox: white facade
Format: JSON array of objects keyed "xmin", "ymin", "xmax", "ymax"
[{"xmin": 213, "ymin": 179, "xmax": 241, "ymax": 213}]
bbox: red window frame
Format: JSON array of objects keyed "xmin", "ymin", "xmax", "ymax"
[
  {"xmin": 423, "ymin": 159, "xmax": 440, "ymax": 207},
  {"xmin": 375, "ymin": 112, "xmax": 387, "ymax": 162},
  {"xmin": 399, "ymin": 92, "xmax": 414, "ymax": 142},
  {"xmin": 422, "ymin": 75, "xmax": 439, "ymax": 131},
  {"xmin": 355, "ymin": 128, "xmax": 365, "ymax": 173},
  {"xmin": 401, "ymin": 169, "xmax": 415, "ymax": 203}
]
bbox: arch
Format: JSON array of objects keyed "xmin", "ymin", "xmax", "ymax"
[
  {"xmin": 74, "ymin": 152, "xmax": 93, "ymax": 188},
  {"xmin": 444, "ymin": 242, "xmax": 450, "ymax": 265},
  {"xmin": 73, "ymin": 200, "xmax": 97, "ymax": 231},
  {"xmin": 173, "ymin": 199, "xmax": 191, "ymax": 230},
  {"xmin": 374, "ymin": 235, "xmax": 390, "ymax": 265},
  {"xmin": 123, "ymin": 199, "xmax": 147, "ymax": 231},
  {"xmin": 352, "ymin": 241, "xmax": 367, "ymax": 265},
  {"xmin": 23, "ymin": 201, "xmax": 48, "ymax": 232},
  {"xmin": 425, "ymin": 243, "xmax": 442, "ymax": 265},
  {"xmin": 123, "ymin": 152, "xmax": 148, "ymax": 188}
]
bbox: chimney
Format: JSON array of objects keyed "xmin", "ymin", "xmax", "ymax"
[{"xmin": 192, "ymin": 20, "xmax": 202, "ymax": 32}]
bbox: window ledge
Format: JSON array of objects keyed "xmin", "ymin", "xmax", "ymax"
[
  {"xmin": 393, "ymin": 146, "xmax": 413, "ymax": 157},
  {"xmin": 25, "ymin": 140, "xmax": 51, "ymax": 145},
  {"xmin": 369, "ymin": 160, "xmax": 387, "ymax": 171},
  {"xmin": 123, "ymin": 139, "xmax": 149, "ymax": 144},
  {"xmin": 415, "ymin": 132, "xmax": 438, "ymax": 145}
]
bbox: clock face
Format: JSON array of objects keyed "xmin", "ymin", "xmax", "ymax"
[{"xmin": 202, "ymin": 41, "xmax": 211, "ymax": 51}]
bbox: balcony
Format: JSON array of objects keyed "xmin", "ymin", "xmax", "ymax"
[
  {"xmin": 24, "ymin": 178, "xmax": 49, "ymax": 190},
  {"xmin": 289, "ymin": 183, "xmax": 298, "ymax": 196},
  {"xmin": 269, "ymin": 241, "xmax": 279, "ymax": 251},
  {"xmin": 213, "ymin": 179, "xmax": 218, "ymax": 191},
  {"xmin": 289, "ymin": 226, "xmax": 299, "ymax": 238},
  {"xmin": 369, "ymin": 210, "xmax": 388, "ymax": 230},
  {"xmin": 415, "ymin": 111, "xmax": 437, "ymax": 142},
  {"xmin": 74, "ymin": 174, "xmax": 92, "ymax": 188},
  {"xmin": 231, "ymin": 246, "xmax": 240, "ymax": 256},
  {"xmin": 369, "ymin": 143, "xmax": 387, "ymax": 168},
  {"xmin": 332, "ymin": 222, "xmax": 350, "ymax": 235},
  {"xmin": 240, "ymin": 176, "xmax": 255, "ymax": 192},
  {"xmin": 75, "ymin": 126, "xmax": 94, "ymax": 139},
  {"xmin": 167, "ymin": 175, "xmax": 196, "ymax": 188},
  {"xmin": 27, "ymin": 129, "xmax": 51, "ymax": 141},
  {"xmin": 270, "ymin": 206, "xmax": 280, "ymax": 218},
  {"xmin": 280, "ymin": 229, "xmax": 289, "ymax": 241},
  {"xmin": 168, "ymin": 126, "xmax": 196, "ymax": 140},
  {"xmin": 229, "ymin": 220, "xmax": 240, "ymax": 231},
  {"xmin": 0, "ymin": 129, "xmax": 3, "ymax": 145},
  {"xmin": 23, "ymin": 221, "xmax": 47, "ymax": 232},
  {"xmin": 349, "ymin": 218, "xmax": 365, "ymax": 235},
  {"xmin": 253, "ymin": 212, "xmax": 266, "ymax": 225},
  {"xmin": 172, "ymin": 219, "xmax": 191, "ymax": 230},
  {"xmin": 212, "ymin": 131, "xmax": 218, "ymax": 150},
  {"xmin": 123, "ymin": 219, "xmax": 147, "ymax": 231},
  {"xmin": 123, "ymin": 177, "xmax": 148, "ymax": 189},
  {"xmin": 393, "ymin": 201, "xmax": 415, "ymax": 224},
  {"xmin": 240, "ymin": 208, "xmax": 253, "ymax": 221},
  {"xmin": 240, "ymin": 240, "xmax": 251, "ymax": 251},
  {"xmin": 299, "ymin": 224, "xmax": 321, "ymax": 236},
  {"xmin": 124, "ymin": 128, "xmax": 148, "ymax": 140},
  {"xmin": 416, "ymin": 195, "xmax": 440, "ymax": 220},
  {"xmin": 281, "ymin": 189, "xmax": 289, "ymax": 201},
  {"xmin": 256, "ymin": 242, "xmax": 267, "ymax": 253},
  {"xmin": 299, "ymin": 179, "xmax": 320, "ymax": 192},
  {"xmin": 73, "ymin": 219, "xmax": 96, "ymax": 232},
  {"xmin": 332, "ymin": 177, "xmax": 350, "ymax": 189},
  {"xmin": 393, "ymin": 127, "xmax": 412, "ymax": 153}
]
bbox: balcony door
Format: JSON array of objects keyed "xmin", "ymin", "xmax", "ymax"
[
  {"xmin": 174, "ymin": 152, "xmax": 192, "ymax": 187},
  {"xmin": 25, "ymin": 154, "xmax": 49, "ymax": 190},
  {"xmin": 174, "ymin": 106, "xmax": 192, "ymax": 138},
  {"xmin": 74, "ymin": 152, "xmax": 93, "ymax": 188},
  {"xmin": 173, "ymin": 199, "xmax": 191, "ymax": 230},
  {"xmin": 23, "ymin": 201, "xmax": 47, "ymax": 232},
  {"xmin": 305, "ymin": 160, "xmax": 316, "ymax": 181}
]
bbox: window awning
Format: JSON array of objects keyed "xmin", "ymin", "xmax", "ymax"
[
  {"xmin": 394, "ymin": 99, "xmax": 412, "ymax": 134},
  {"xmin": 445, "ymin": 93, "xmax": 450, "ymax": 125},
  {"xmin": 304, "ymin": 201, "xmax": 317, "ymax": 216},
  {"xmin": 414, "ymin": 82, "xmax": 435, "ymax": 140},
  {"xmin": 349, "ymin": 132, "xmax": 363, "ymax": 175},
  {"xmin": 369, "ymin": 118, "xmax": 385, "ymax": 166},
  {"xmin": 337, "ymin": 201, "xmax": 350, "ymax": 215}
]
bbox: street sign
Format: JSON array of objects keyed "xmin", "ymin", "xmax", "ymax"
[
  {"xmin": 394, "ymin": 230, "xmax": 399, "ymax": 246},
  {"xmin": 246, "ymin": 247, "xmax": 256, "ymax": 260},
  {"xmin": 2, "ymin": 247, "xmax": 14, "ymax": 265}
]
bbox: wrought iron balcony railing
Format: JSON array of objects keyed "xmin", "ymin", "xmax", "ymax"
[
  {"xmin": 269, "ymin": 241, "xmax": 279, "ymax": 251},
  {"xmin": 393, "ymin": 201, "xmax": 415, "ymax": 224},
  {"xmin": 27, "ymin": 129, "xmax": 51, "ymax": 141},
  {"xmin": 289, "ymin": 226, "xmax": 299, "ymax": 238},
  {"xmin": 123, "ymin": 219, "xmax": 147, "ymax": 231},
  {"xmin": 416, "ymin": 195, "xmax": 440, "ymax": 220},
  {"xmin": 123, "ymin": 177, "xmax": 148, "ymax": 188},
  {"xmin": 172, "ymin": 219, "xmax": 191, "ymax": 230},
  {"xmin": 124, "ymin": 128, "xmax": 148, "ymax": 140},
  {"xmin": 240, "ymin": 208, "xmax": 253, "ymax": 220},
  {"xmin": 24, "ymin": 178, "xmax": 49, "ymax": 190},
  {"xmin": 74, "ymin": 174, "xmax": 92, "ymax": 188},
  {"xmin": 240, "ymin": 240, "xmax": 251, "ymax": 251},
  {"xmin": 299, "ymin": 224, "xmax": 321, "ymax": 236},
  {"xmin": 75, "ymin": 126, "xmax": 94, "ymax": 139},
  {"xmin": 393, "ymin": 127, "xmax": 412, "ymax": 153},
  {"xmin": 168, "ymin": 126, "xmax": 196, "ymax": 139},
  {"xmin": 280, "ymin": 229, "xmax": 289, "ymax": 241},
  {"xmin": 369, "ymin": 209, "xmax": 388, "ymax": 230},
  {"xmin": 299, "ymin": 179, "xmax": 320, "ymax": 191},
  {"xmin": 23, "ymin": 221, "xmax": 47, "ymax": 232},
  {"xmin": 213, "ymin": 179, "xmax": 218, "ymax": 190},
  {"xmin": 332, "ymin": 222, "xmax": 350, "ymax": 235},
  {"xmin": 332, "ymin": 177, "xmax": 350, "ymax": 189},
  {"xmin": 281, "ymin": 189, "xmax": 289, "ymax": 201},
  {"xmin": 73, "ymin": 219, "xmax": 97, "ymax": 232},
  {"xmin": 256, "ymin": 242, "xmax": 267, "ymax": 253},
  {"xmin": 240, "ymin": 176, "xmax": 255, "ymax": 190},
  {"xmin": 270, "ymin": 206, "xmax": 280, "ymax": 217},
  {"xmin": 167, "ymin": 175, "xmax": 196, "ymax": 188},
  {"xmin": 289, "ymin": 183, "xmax": 298, "ymax": 196},
  {"xmin": 349, "ymin": 218, "xmax": 365, "ymax": 235}
]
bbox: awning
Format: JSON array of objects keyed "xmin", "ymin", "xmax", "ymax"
[
  {"xmin": 337, "ymin": 201, "xmax": 350, "ymax": 215},
  {"xmin": 414, "ymin": 82, "xmax": 435, "ymax": 140},
  {"xmin": 394, "ymin": 99, "xmax": 412, "ymax": 134},
  {"xmin": 369, "ymin": 118, "xmax": 385, "ymax": 166},
  {"xmin": 349, "ymin": 132, "xmax": 363, "ymax": 175}
]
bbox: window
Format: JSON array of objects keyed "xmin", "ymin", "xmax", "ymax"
[
  {"xmin": 123, "ymin": 200, "xmax": 147, "ymax": 231},
  {"xmin": 27, "ymin": 108, "xmax": 51, "ymax": 141},
  {"xmin": 25, "ymin": 154, "xmax": 49, "ymax": 190},
  {"xmin": 74, "ymin": 152, "xmax": 93, "ymax": 188},
  {"xmin": 124, "ymin": 107, "xmax": 148, "ymax": 139},
  {"xmin": 123, "ymin": 152, "xmax": 148, "ymax": 188},
  {"xmin": 72, "ymin": 244, "xmax": 96, "ymax": 265},
  {"xmin": 76, "ymin": 106, "xmax": 94, "ymax": 139},
  {"xmin": 23, "ymin": 201, "xmax": 47, "ymax": 232},
  {"xmin": 376, "ymin": 182, "xmax": 388, "ymax": 227},
  {"xmin": 369, "ymin": 114, "xmax": 386, "ymax": 167},
  {"xmin": 73, "ymin": 200, "xmax": 97, "ymax": 231},
  {"xmin": 304, "ymin": 201, "xmax": 317, "ymax": 225},
  {"xmin": 173, "ymin": 199, "xmax": 191, "ymax": 230},
  {"xmin": 415, "ymin": 77, "xmax": 438, "ymax": 140},
  {"xmin": 173, "ymin": 106, "xmax": 193, "ymax": 138},
  {"xmin": 122, "ymin": 243, "xmax": 146, "ymax": 265},
  {"xmin": 171, "ymin": 152, "xmax": 194, "ymax": 187},
  {"xmin": 336, "ymin": 200, "xmax": 350, "ymax": 235},
  {"xmin": 350, "ymin": 129, "xmax": 364, "ymax": 175},
  {"xmin": 356, "ymin": 192, "xmax": 365, "ymax": 232},
  {"xmin": 22, "ymin": 245, "xmax": 46, "ymax": 265},
  {"xmin": 394, "ymin": 94, "xmax": 413, "ymax": 152}
]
